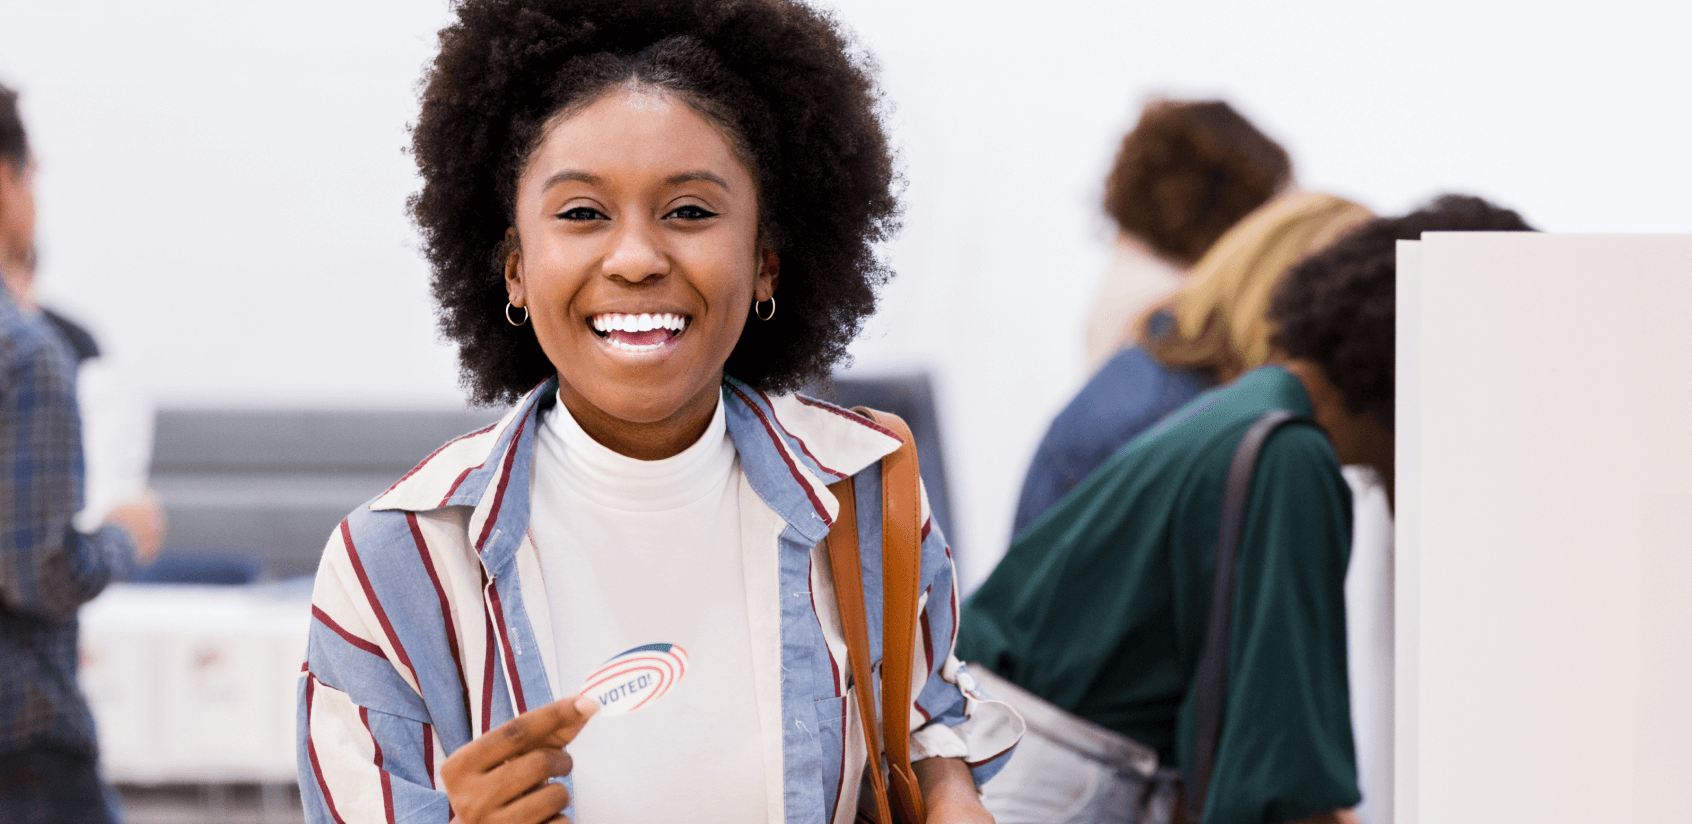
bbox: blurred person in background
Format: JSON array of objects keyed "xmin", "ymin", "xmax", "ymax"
[
  {"xmin": 1014, "ymin": 192, "xmax": 1373, "ymax": 538},
  {"xmin": 960, "ymin": 195, "xmax": 1534, "ymax": 824},
  {"xmin": 3, "ymin": 249, "xmax": 99, "ymax": 366},
  {"xmin": 0, "ymin": 81, "xmax": 166, "ymax": 824},
  {"xmin": 1, "ymin": 252, "xmax": 143, "ymax": 536},
  {"xmin": 1084, "ymin": 99, "xmax": 1292, "ymax": 371},
  {"xmin": 295, "ymin": 1, "xmax": 1020, "ymax": 822},
  {"xmin": 10, "ymin": 249, "xmax": 160, "ymax": 540}
]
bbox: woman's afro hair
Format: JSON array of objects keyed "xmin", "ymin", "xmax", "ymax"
[
  {"xmin": 411, "ymin": 0, "xmax": 899, "ymax": 405},
  {"xmin": 1269, "ymin": 194, "xmax": 1534, "ymax": 429}
]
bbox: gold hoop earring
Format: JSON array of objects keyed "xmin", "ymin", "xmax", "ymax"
[
  {"xmin": 505, "ymin": 302, "xmax": 529, "ymax": 327},
  {"xmin": 753, "ymin": 296, "xmax": 776, "ymax": 321}
]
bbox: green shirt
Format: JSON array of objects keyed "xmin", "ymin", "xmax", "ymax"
[{"xmin": 959, "ymin": 366, "xmax": 1359, "ymax": 823}]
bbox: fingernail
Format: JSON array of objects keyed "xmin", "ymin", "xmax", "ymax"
[{"xmin": 575, "ymin": 695, "xmax": 600, "ymax": 715}]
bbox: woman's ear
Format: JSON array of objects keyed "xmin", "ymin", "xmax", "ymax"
[
  {"xmin": 503, "ymin": 227, "xmax": 526, "ymax": 306},
  {"xmin": 754, "ymin": 248, "xmax": 780, "ymax": 301}
]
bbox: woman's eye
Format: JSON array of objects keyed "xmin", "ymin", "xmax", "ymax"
[
  {"xmin": 557, "ymin": 206, "xmax": 607, "ymax": 221},
  {"xmin": 666, "ymin": 204, "xmax": 719, "ymax": 220}
]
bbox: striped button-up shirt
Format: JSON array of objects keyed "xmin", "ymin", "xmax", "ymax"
[
  {"xmin": 0, "ymin": 286, "xmax": 137, "ymax": 756},
  {"xmin": 297, "ymin": 376, "xmax": 1022, "ymax": 823}
]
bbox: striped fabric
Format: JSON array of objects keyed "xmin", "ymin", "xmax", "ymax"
[
  {"xmin": 297, "ymin": 375, "xmax": 1022, "ymax": 824},
  {"xmin": 0, "ymin": 287, "xmax": 136, "ymax": 757}
]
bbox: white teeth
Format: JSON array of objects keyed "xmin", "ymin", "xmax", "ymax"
[
  {"xmin": 590, "ymin": 312, "xmax": 689, "ymax": 335},
  {"xmin": 606, "ymin": 337, "xmax": 663, "ymax": 353}
]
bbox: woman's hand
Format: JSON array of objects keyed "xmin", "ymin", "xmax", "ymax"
[
  {"xmin": 913, "ymin": 757, "xmax": 994, "ymax": 824},
  {"xmin": 441, "ymin": 695, "xmax": 598, "ymax": 823}
]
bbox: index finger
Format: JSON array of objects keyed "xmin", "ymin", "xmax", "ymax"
[{"xmin": 451, "ymin": 694, "xmax": 599, "ymax": 775}]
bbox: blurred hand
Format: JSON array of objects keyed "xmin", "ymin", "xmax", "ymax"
[
  {"xmin": 104, "ymin": 490, "xmax": 165, "ymax": 565},
  {"xmin": 442, "ymin": 694, "xmax": 598, "ymax": 824}
]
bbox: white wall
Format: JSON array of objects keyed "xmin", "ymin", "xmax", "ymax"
[{"xmin": 3, "ymin": 0, "xmax": 1689, "ymax": 587}]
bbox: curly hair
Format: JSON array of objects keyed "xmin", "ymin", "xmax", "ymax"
[
  {"xmin": 411, "ymin": 0, "xmax": 899, "ymax": 405},
  {"xmin": 1269, "ymin": 194, "xmax": 1534, "ymax": 429},
  {"xmin": 1102, "ymin": 99, "xmax": 1291, "ymax": 267}
]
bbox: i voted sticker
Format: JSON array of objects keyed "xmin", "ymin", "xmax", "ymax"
[{"xmin": 579, "ymin": 643, "xmax": 689, "ymax": 716}]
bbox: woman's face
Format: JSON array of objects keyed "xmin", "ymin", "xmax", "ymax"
[
  {"xmin": 506, "ymin": 86, "xmax": 775, "ymax": 459},
  {"xmin": 0, "ymin": 154, "xmax": 36, "ymax": 275}
]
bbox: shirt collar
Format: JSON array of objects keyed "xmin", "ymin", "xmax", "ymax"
[{"xmin": 369, "ymin": 374, "xmax": 904, "ymax": 565}]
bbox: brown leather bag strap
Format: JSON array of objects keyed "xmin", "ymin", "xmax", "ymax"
[
  {"xmin": 857, "ymin": 408, "xmax": 927, "ymax": 824},
  {"xmin": 824, "ymin": 476, "xmax": 896, "ymax": 824}
]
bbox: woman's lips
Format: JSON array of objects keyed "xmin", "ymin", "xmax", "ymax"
[{"xmin": 589, "ymin": 312, "xmax": 689, "ymax": 353}]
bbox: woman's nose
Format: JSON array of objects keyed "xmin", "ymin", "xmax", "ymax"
[{"xmin": 602, "ymin": 219, "xmax": 668, "ymax": 283}]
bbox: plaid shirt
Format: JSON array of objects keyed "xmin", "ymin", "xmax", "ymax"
[{"xmin": 0, "ymin": 285, "xmax": 136, "ymax": 756}]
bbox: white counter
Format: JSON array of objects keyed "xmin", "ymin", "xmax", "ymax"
[{"xmin": 78, "ymin": 580, "xmax": 314, "ymax": 784}]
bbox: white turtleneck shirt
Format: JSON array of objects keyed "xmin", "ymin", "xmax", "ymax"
[{"xmin": 530, "ymin": 393, "xmax": 769, "ymax": 823}]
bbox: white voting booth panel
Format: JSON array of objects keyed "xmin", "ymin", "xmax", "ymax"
[
  {"xmin": 1397, "ymin": 234, "xmax": 1692, "ymax": 822},
  {"xmin": 79, "ymin": 583, "xmax": 312, "ymax": 784}
]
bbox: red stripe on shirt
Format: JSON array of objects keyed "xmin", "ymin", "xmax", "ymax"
[
  {"xmin": 343, "ymin": 521, "xmax": 421, "ymax": 689},
  {"xmin": 480, "ymin": 584, "xmax": 498, "ymax": 734},
  {"xmin": 796, "ymin": 394, "xmax": 902, "ymax": 441},
  {"xmin": 920, "ymin": 600, "xmax": 935, "ymax": 674},
  {"xmin": 383, "ymin": 424, "xmax": 497, "ymax": 498},
  {"xmin": 438, "ymin": 466, "xmax": 476, "ymax": 508},
  {"xmin": 486, "ymin": 581, "xmax": 528, "ymax": 714},
  {"xmin": 914, "ymin": 597, "xmax": 936, "ymax": 723},
  {"xmin": 728, "ymin": 383, "xmax": 831, "ymax": 525},
  {"xmin": 304, "ymin": 677, "xmax": 350, "ymax": 824},
  {"xmin": 422, "ymin": 724, "xmax": 435, "ymax": 789},
  {"xmin": 312, "ymin": 606, "xmax": 387, "ymax": 660},
  {"xmin": 408, "ymin": 513, "xmax": 470, "ymax": 723},
  {"xmin": 475, "ymin": 413, "xmax": 529, "ymax": 552},
  {"xmin": 756, "ymin": 387, "xmax": 847, "ymax": 478},
  {"xmin": 359, "ymin": 706, "xmax": 397, "ymax": 824}
]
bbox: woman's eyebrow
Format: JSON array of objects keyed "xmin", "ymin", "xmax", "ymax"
[
  {"xmin": 542, "ymin": 170, "xmax": 601, "ymax": 192},
  {"xmin": 541, "ymin": 170, "xmax": 728, "ymax": 192},
  {"xmin": 664, "ymin": 171, "xmax": 729, "ymax": 191}
]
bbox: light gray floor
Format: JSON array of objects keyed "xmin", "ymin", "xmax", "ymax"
[{"xmin": 118, "ymin": 783, "xmax": 304, "ymax": 824}]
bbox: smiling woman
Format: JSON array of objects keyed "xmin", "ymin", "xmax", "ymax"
[
  {"xmin": 294, "ymin": 1, "xmax": 1021, "ymax": 823},
  {"xmin": 504, "ymin": 86, "xmax": 773, "ymax": 459},
  {"xmin": 413, "ymin": 4, "xmax": 898, "ymax": 411}
]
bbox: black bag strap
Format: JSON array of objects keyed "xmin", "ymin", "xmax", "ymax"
[{"xmin": 1187, "ymin": 409, "xmax": 1305, "ymax": 821}]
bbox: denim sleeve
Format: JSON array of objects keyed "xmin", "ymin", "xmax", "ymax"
[
  {"xmin": 298, "ymin": 527, "xmax": 453, "ymax": 824},
  {"xmin": 907, "ymin": 490, "xmax": 1025, "ymax": 786}
]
